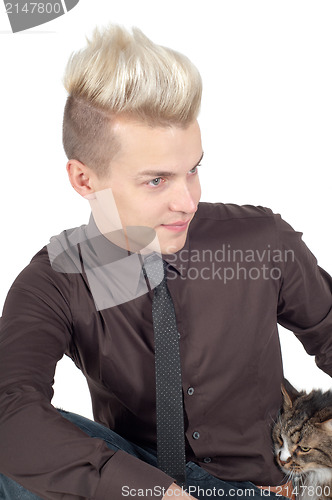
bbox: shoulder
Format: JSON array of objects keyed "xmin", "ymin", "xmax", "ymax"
[
  {"xmin": 189, "ymin": 202, "xmax": 277, "ymax": 237},
  {"xmin": 188, "ymin": 202, "xmax": 308, "ymax": 257},
  {"xmin": 193, "ymin": 202, "xmax": 275, "ymax": 222},
  {"xmin": 187, "ymin": 202, "xmax": 282, "ymax": 252},
  {"xmin": 10, "ymin": 223, "xmax": 88, "ymax": 297}
]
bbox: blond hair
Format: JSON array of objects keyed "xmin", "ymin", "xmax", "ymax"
[{"xmin": 62, "ymin": 25, "xmax": 202, "ymax": 176}]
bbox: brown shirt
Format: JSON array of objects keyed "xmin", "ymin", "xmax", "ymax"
[{"xmin": 0, "ymin": 202, "xmax": 332, "ymax": 499}]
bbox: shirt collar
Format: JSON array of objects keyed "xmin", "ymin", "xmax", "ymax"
[{"xmin": 162, "ymin": 231, "xmax": 190, "ymax": 277}]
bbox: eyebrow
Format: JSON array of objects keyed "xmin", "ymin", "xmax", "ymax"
[{"xmin": 134, "ymin": 151, "xmax": 204, "ymax": 180}]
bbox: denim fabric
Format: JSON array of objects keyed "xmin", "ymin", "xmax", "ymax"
[{"xmin": 0, "ymin": 410, "xmax": 286, "ymax": 499}]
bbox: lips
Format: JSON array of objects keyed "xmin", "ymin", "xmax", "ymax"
[
  {"xmin": 160, "ymin": 220, "xmax": 191, "ymax": 232},
  {"xmin": 164, "ymin": 220, "xmax": 190, "ymax": 226}
]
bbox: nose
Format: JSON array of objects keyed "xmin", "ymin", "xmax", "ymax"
[
  {"xmin": 279, "ymin": 454, "xmax": 292, "ymax": 466},
  {"xmin": 168, "ymin": 181, "xmax": 200, "ymax": 214}
]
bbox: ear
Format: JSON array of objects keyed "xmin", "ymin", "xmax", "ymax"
[
  {"xmin": 66, "ymin": 159, "xmax": 97, "ymax": 198},
  {"xmin": 317, "ymin": 418, "xmax": 332, "ymax": 433},
  {"xmin": 281, "ymin": 380, "xmax": 301, "ymax": 409}
]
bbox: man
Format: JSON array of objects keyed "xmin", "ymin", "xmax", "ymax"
[{"xmin": 0, "ymin": 24, "xmax": 331, "ymax": 500}]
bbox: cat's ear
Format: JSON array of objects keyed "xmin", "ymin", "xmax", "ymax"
[
  {"xmin": 315, "ymin": 405, "xmax": 332, "ymax": 432},
  {"xmin": 281, "ymin": 379, "xmax": 300, "ymax": 409},
  {"xmin": 317, "ymin": 418, "xmax": 332, "ymax": 433}
]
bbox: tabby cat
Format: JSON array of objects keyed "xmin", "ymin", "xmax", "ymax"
[{"xmin": 272, "ymin": 384, "xmax": 332, "ymax": 500}]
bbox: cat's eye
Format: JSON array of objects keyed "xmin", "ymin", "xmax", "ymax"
[{"xmin": 300, "ymin": 446, "xmax": 311, "ymax": 452}]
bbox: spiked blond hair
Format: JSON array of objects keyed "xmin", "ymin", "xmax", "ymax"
[{"xmin": 62, "ymin": 25, "xmax": 202, "ymax": 176}]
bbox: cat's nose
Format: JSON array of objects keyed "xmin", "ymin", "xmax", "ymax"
[{"xmin": 279, "ymin": 455, "xmax": 291, "ymax": 466}]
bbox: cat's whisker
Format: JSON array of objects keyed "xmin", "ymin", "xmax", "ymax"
[
  {"xmin": 270, "ymin": 414, "xmax": 278, "ymax": 425},
  {"xmin": 281, "ymin": 474, "xmax": 290, "ymax": 485},
  {"xmin": 297, "ymin": 473, "xmax": 307, "ymax": 497},
  {"xmin": 279, "ymin": 469, "xmax": 293, "ymax": 485},
  {"xmin": 288, "ymin": 470, "xmax": 296, "ymax": 484}
]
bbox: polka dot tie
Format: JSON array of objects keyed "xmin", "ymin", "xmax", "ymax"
[{"xmin": 144, "ymin": 255, "xmax": 186, "ymax": 487}]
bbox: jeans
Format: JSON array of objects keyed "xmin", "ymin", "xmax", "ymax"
[{"xmin": 0, "ymin": 410, "xmax": 285, "ymax": 499}]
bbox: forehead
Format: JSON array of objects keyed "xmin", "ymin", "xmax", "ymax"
[
  {"xmin": 110, "ymin": 118, "xmax": 203, "ymax": 172},
  {"xmin": 280, "ymin": 411, "xmax": 314, "ymax": 442}
]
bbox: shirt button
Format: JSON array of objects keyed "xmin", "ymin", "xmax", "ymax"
[
  {"xmin": 203, "ymin": 457, "xmax": 212, "ymax": 463},
  {"xmin": 187, "ymin": 387, "xmax": 194, "ymax": 396},
  {"xmin": 193, "ymin": 431, "xmax": 200, "ymax": 440}
]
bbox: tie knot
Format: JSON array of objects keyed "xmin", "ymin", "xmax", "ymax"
[{"xmin": 143, "ymin": 254, "xmax": 166, "ymax": 289}]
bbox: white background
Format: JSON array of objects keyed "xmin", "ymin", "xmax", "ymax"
[{"xmin": 0, "ymin": 1, "xmax": 331, "ymax": 419}]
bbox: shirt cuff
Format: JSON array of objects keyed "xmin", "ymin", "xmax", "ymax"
[{"xmin": 94, "ymin": 449, "xmax": 175, "ymax": 499}]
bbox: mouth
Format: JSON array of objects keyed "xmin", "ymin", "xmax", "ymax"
[
  {"xmin": 280, "ymin": 463, "xmax": 303, "ymax": 475},
  {"xmin": 160, "ymin": 219, "xmax": 191, "ymax": 232}
]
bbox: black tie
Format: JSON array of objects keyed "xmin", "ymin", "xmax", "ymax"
[{"xmin": 144, "ymin": 255, "xmax": 186, "ymax": 487}]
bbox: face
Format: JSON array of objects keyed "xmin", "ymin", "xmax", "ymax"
[
  {"xmin": 274, "ymin": 423, "xmax": 331, "ymax": 475},
  {"xmin": 272, "ymin": 393, "xmax": 332, "ymax": 477},
  {"xmin": 90, "ymin": 118, "xmax": 203, "ymax": 254}
]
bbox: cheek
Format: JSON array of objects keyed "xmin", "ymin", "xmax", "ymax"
[
  {"xmin": 116, "ymin": 192, "xmax": 159, "ymax": 220},
  {"xmin": 274, "ymin": 444, "xmax": 281, "ymax": 456},
  {"xmin": 193, "ymin": 177, "xmax": 202, "ymax": 201}
]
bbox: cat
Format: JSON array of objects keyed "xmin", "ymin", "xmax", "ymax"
[{"xmin": 272, "ymin": 382, "xmax": 332, "ymax": 500}]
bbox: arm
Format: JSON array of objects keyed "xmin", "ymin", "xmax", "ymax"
[
  {"xmin": 275, "ymin": 214, "xmax": 332, "ymax": 374},
  {"xmin": 0, "ymin": 250, "xmax": 173, "ymax": 499}
]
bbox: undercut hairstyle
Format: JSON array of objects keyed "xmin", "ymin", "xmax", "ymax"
[{"xmin": 62, "ymin": 24, "xmax": 202, "ymax": 177}]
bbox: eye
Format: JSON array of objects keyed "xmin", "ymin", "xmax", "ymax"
[
  {"xmin": 300, "ymin": 446, "xmax": 311, "ymax": 452},
  {"xmin": 148, "ymin": 177, "xmax": 163, "ymax": 187},
  {"xmin": 189, "ymin": 165, "xmax": 199, "ymax": 175}
]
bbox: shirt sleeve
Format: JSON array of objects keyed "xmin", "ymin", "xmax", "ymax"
[
  {"xmin": 0, "ymin": 251, "xmax": 173, "ymax": 499},
  {"xmin": 275, "ymin": 214, "xmax": 332, "ymax": 376}
]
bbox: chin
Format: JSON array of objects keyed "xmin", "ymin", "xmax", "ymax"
[
  {"xmin": 157, "ymin": 232, "xmax": 188, "ymax": 255},
  {"xmin": 161, "ymin": 244, "xmax": 182, "ymax": 255},
  {"xmin": 162, "ymin": 238, "xmax": 187, "ymax": 255}
]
